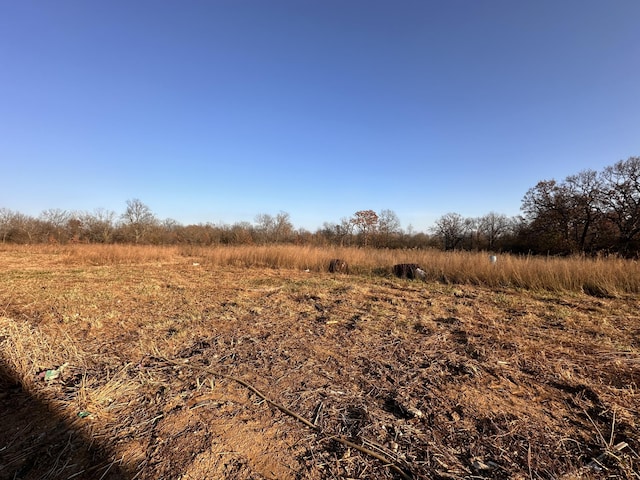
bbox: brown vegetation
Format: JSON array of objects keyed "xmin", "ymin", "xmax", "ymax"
[
  {"xmin": 4, "ymin": 157, "xmax": 640, "ymax": 255},
  {"xmin": 1, "ymin": 244, "xmax": 639, "ymax": 479}
]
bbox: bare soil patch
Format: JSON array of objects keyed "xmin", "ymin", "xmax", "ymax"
[{"xmin": 1, "ymin": 248, "xmax": 638, "ymax": 479}]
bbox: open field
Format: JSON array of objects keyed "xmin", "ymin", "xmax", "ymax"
[{"xmin": 1, "ymin": 245, "xmax": 639, "ymax": 479}]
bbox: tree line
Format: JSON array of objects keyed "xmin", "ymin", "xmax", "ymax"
[{"xmin": 1, "ymin": 157, "xmax": 638, "ymax": 256}]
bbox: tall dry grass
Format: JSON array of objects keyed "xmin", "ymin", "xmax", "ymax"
[{"xmin": 2, "ymin": 243, "xmax": 639, "ymax": 295}]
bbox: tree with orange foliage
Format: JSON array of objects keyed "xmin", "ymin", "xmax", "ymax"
[{"xmin": 351, "ymin": 210, "xmax": 378, "ymax": 246}]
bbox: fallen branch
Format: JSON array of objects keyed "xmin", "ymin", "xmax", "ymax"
[{"xmin": 159, "ymin": 356, "xmax": 413, "ymax": 480}]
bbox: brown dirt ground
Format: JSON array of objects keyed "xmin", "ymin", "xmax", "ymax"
[{"xmin": 1, "ymin": 251, "xmax": 639, "ymax": 479}]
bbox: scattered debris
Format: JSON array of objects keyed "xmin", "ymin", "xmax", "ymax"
[
  {"xmin": 37, "ymin": 362, "xmax": 69, "ymax": 382},
  {"xmin": 471, "ymin": 457, "xmax": 493, "ymax": 471},
  {"xmin": 405, "ymin": 406, "xmax": 424, "ymax": 419},
  {"xmin": 392, "ymin": 263, "xmax": 425, "ymax": 280},
  {"xmin": 587, "ymin": 441, "xmax": 630, "ymax": 472}
]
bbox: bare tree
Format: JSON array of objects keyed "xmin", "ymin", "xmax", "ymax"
[
  {"xmin": 338, "ymin": 217, "xmax": 354, "ymax": 246},
  {"xmin": 0, "ymin": 208, "xmax": 23, "ymax": 243},
  {"xmin": 477, "ymin": 212, "xmax": 511, "ymax": 251},
  {"xmin": 432, "ymin": 212, "xmax": 468, "ymax": 250},
  {"xmin": 152, "ymin": 218, "xmax": 181, "ymax": 244},
  {"xmin": 0, "ymin": 208, "xmax": 14, "ymax": 243},
  {"xmin": 317, "ymin": 222, "xmax": 338, "ymax": 245},
  {"xmin": 255, "ymin": 212, "xmax": 294, "ymax": 243},
  {"xmin": 39, "ymin": 208, "xmax": 70, "ymax": 243},
  {"xmin": 377, "ymin": 209, "xmax": 401, "ymax": 247},
  {"xmin": 254, "ymin": 213, "xmax": 274, "ymax": 243},
  {"xmin": 82, "ymin": 208, "xmax": 116, "ymax": 243},
  {"xmin": 120, "ymin": 199, "xmax": 157, "ymax": 243},
  {"xmin": 273, "ymin": 211, "xmax": 293, "ymax": 242},
  {"xmin": 464, "ymin": 217, "xmax": 479, "ymax": 250}
]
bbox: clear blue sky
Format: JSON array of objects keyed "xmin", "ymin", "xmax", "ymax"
[{"xmin": 1, "ymin": 1, "xmax": 638, "ymax": 232}]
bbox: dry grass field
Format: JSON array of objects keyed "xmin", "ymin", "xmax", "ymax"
[{"xmin": 1, "ymin": 244, "xmax": 639, "ymax": 479}]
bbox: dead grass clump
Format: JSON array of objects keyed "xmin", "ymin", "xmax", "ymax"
[
  {"xmin": 0, "ymin": 319, "xmax": 81, "ymax": 391},
  {"xmin": 0, "ymin": 318, "xmax": 140, "ymax": 422},
  {"xmin": 63, "ymin": 244, "xmax": 181, "ymax": 266}
]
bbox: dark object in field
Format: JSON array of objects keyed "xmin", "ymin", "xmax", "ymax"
[
  {"xmin": 393, "ymin": 263, "xmax": 426, "ymax": 280},
  {"xmin": 328, "ymin": 259, "xmax": 349, "ymax": 273}
]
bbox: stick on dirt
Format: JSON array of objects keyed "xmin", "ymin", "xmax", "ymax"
[{"xmin": 160, "ymin": 356, "xmax": 414, "ymax": 480}]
